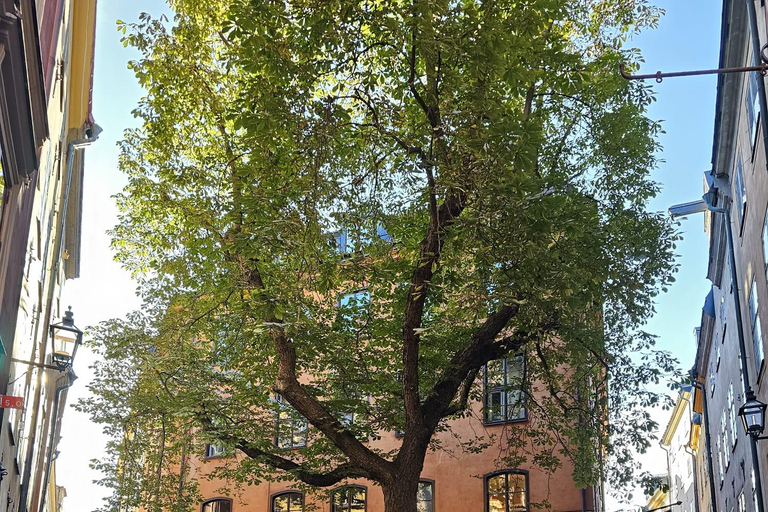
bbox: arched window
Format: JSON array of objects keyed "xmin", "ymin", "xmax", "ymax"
[
  {"xmin": 201, "ymin": 498, "xmax": 232, "ymax": 512},
  {"xmin": 485, "ymin": 471, "xmax": 528, "ymax": 512},
  {"xmin": 331, "ymin": 485, "xmax": 366, "ymax": 512},
  {"xmin": 272, "ymin": 491, "xmax": 304, "ymax": 512}
]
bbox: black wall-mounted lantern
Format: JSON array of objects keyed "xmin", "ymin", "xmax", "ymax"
[
  {"xmin": 739, "ymin": 389, "xmax": 768, "ymax": 440},
  {"xmin": 48, "ymin": 307, "xmax": 82, "ymax": 370}
]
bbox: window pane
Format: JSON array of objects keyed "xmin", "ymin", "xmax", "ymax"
[
  {"xmin": 417, "ymin": 482, "xmax": 433, "ymax": 501},
  {"xmin": 508, "ymin": 474, "xmax": 527, "ymax": 511},
  {"xmin": 417, "ymin": 482, "xmax": 433, "ymax": 512},
  {"xmin": 219, "ymin": 501, "xmax": 232, "ymax": 512},
  {"xmin": 486, "ymin": 390, "xmax": 504, "ymax": 422},
  {"xmin": 273, "ymin": 495, "xmax": 289, "ymax": 512},
  {"xmin": 349, "ymin": 488, "xmax": 366, "ymax": 512},
  {"xmin": 488, "ymin": 492, "xmax": 506, "ymax": 512},
  {"xmin": 206, "ymin": 444, "xmax": 225, "ymax": 457},
  {"xmin": 488, "ymin": 474, "xmax": 507, "ymax": 511},
  {"xmin": 486, "ymin": 359, "xmax": 505, "ymax": 389},
  {"xmin": 763, "ymin": 211, "xmax": 768, "ymax": 274},
  {"xmin": 736, "ymin": 158, "xmax": 746, "ymax": 222},
  {"xmin": 506, "ymin": 356, "xmax": 524, "ymax": 384},
  {"xmin": 487, "ymin": 473, "xmax": 527, "ymax": 512},
  {"xmin": 333, "ymin": 490, "xmax": 348, "ymax": 512},
  {"xmin": 290, "ymin": 493, "xmax": 303, "ymax": 512},
  {"xmin": 506, "ymin": 390, "xmax": 525, "ymax": 421},
  {"xmin": 293, "ymin": 418, "xmax": 308, "ymax": 448}
]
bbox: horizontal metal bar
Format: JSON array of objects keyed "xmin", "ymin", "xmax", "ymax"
[{"xmin": 620, "ymin": 63, "xmax": 768, "ymax": 82}]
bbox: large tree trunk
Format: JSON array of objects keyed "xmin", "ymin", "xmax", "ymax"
[{"xmin": 382, "ymin": 476, "xmax": 420, "ymax": 512}]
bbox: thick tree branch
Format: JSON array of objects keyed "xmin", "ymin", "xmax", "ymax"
[
  {"xmin": 272, "ymin": 340, "xmax": 389, "ymax": 480},
  {"xmin": 236, "ymin": 442, "xmax": 371, "ymax": 487},
  {"xmin": 420, "ymin": 304, "xmax": 522, "ymax": 430},
  {"xmin": 442, "ymin": 367, "xmax": 479, "ymax": 417},
  {"xmin": 196, "ymin": 412, "xmax": 371, "ymax": 486},
  {"xmin": 232, "ymin": 256, "xmax": 390, "ymax": 479},
  {"xmin": 401, "ymin": 191, "xmax": 467, "ymax": 430}
]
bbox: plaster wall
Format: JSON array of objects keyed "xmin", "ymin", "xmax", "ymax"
[{"xmin": 190, "ymin": 399, "xmax": 593, "ymax": 512}]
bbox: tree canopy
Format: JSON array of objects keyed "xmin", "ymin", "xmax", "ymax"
[{"xmin": 80, "ymin": 1, "xmax": 678, "ymax": 510}]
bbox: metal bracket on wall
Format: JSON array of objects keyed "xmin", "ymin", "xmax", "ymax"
[
  {"xmin": 620, "ymin": 62, "xmax": 768, "ymax": 82},
  {"xmin": 621, "ymin": 43, "xmax": 768, "ymax": 82}
]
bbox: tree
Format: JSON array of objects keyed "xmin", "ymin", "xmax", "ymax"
[{"xmin": 81, "ymin": 1, "xmax": 678, "ymax": 511}]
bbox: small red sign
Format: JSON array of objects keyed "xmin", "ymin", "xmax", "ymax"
[{"xmin": 0, "ymin": 395, "xmax": 23, "ymax": 409}]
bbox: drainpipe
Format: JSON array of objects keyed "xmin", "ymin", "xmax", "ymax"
[
  {"xmin": 690, "ymin": 375, "xmax": 718, "ymax": 512},
  {"xmin": 37, "ymin": 370, "xmax": 76, "ymax": 512},
  {"xmin": 659, "ymin": 442, "xmax": 673, "ymax": 507},
  {"xmin": 18, "ymin": 123, "xmax": 101, "ymax": 512},
  {"xmin": 703, "ymin": 190, "xmax": 765, "ymax": 512},
  {"xmin": 679, "ymin": 390, "xmax": 700, "ymax": 512},
  {"xmin": 746, "ymin": 0, "xmax": 768, "ymax": 173}
]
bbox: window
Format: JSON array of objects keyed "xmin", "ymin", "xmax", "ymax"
[
  {"xmin": 338, "ymin": 290, "xmax": 371, "ymax": 309},
  {"xmin": 735, "ymin": 157, "xmax": 746, "ymax": 226},
  {"xmin": 484, "ymin": 356, "xmax": 526, "ymax": 424},
  {"xmin": 748, "ymin": 57, "xmax": 761, "ymax": 149},
  {"xmin": 274, "ymin": 395, "xmax": 308, "ymax": 449},
  {"xmin": 333, "ymin": 225, "xmax": 392, "ymax": 255},
  {"xmin": 417, "ymin": 481, "xmax": 434, "ymax": 512},
  {"xmin": 721, "ymin": 411, "xmax": 730, "ymax": 468},
  {"xmin": 486, "ymin": 471, "xmax": 528, "ymax": 512},
  {"xmin": 740, "ymin": 357, "xmax": 746, "ymax": 396},
  {"xmin": 202, "ymin": 499, "xmax": 232, "ymax": 512},
  {"xmin": 272, "ymin": 492, "xmax": 304, "ymax": 512},
  {"xmin": 337, "ymin": 290, "xmax": 371, "ymax": 332},
  {"xmin": 205, "ymin": 444, "xmax": 225, "ymax": 458},
  {"xmin": 331, "ymin": 486, "xmax": 366, "ymax": 512},
  {"xmin": 749, "ymin": 278, "xmax": 764, "ymax": 373},
  {"xmin": 728, "ymin": 383, "xmax": 738, "ymax": 450},
  {"xmin": 763, "ymin": 207, "xmax": 768, "ymax": 278},
  {"xmin": 720, "ymin": 295, "xmax": 727, "ymax": 330},
  {"xmin": 716, "ymin": 343, "xmax": 721, "ymax": 370},
  {"xmin": 717, "ymin": 439, "xmax": 724, "ymax": 483}
]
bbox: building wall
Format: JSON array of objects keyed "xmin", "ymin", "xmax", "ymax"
[
  {"xmin": 189, "ymin": 400, "xmax": 595, "ymax": 512},
  {"xmin": 661, "ymin": 388, "xmax": 696, "ymax": 512},
  {"xmin": 689, "ymin": 1, "xmax": 768, "ymax": 512},
  {"xmin": 0, "ymin": 0, "xmax": 97, "ymax": 511}
]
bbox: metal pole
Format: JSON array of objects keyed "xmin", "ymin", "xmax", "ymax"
[
  {"xmin": 37, "ymin": 370, "xmax": 75, "ymax": 512},
  {"xmin": 690, "ymin": 377, "xmax": 719, "ymax": 512}
]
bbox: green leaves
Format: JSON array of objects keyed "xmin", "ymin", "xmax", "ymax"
[{"xmin": 89, "ymin": 0, "xmax": 677, "ymax": 509}]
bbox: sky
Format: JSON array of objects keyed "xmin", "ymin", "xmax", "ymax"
[{"xmin": 56, "ymin": 1, "xmax": 722, "ymax": 510}]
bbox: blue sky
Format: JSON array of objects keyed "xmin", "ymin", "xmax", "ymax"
[{"xmin": 57, "ymin": 1, "xmax": 723, "ymax": 510}]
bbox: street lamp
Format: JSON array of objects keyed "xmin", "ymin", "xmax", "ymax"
[
  {"xmin": 48, "ymin": 307, "xmax": 82, "ymax": 370},
  {"xmin": 740, "ymin": 389, "xmax": 768, "ymax": 440}
]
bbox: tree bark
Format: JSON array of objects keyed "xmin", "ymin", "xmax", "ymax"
[{"xmin": 382, "ymin": 473, "xmax": 421, "ymax": 512}]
